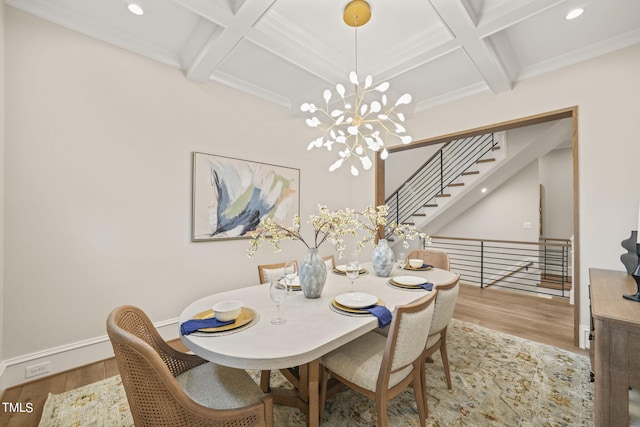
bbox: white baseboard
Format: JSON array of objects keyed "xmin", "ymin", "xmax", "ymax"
[
  {"xmin": 0, "ymin": 318, "xmax": 179, "ymax": 391},
  {"xmin": 579, "ymin": 323, "xmax": 591, "ymax": 349}
]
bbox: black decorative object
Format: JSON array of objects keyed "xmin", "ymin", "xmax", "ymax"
[
  {"xmin": 620, "ymin": 231, "xmax": 638, "ymax": 274},
  {"xmin": 623, "ymin": 243, "xmax": 640, "ymax": 302}
]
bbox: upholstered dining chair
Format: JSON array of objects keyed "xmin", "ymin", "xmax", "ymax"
[
  {"xmin": 323, "ymin": 255, "xmax": 336, "ymax": 270},
  {"xmin": 424, "ymin": 274, "xmax": 461, "ymax": 390},
  {"xmin": 257, "ymin": 260, "xmax": 298, "ymax": 285},
  {"xmin": 319, "ymin": 291, "xmax": 438, "ymax": 427},
  {"xmin": 107, "ymin": 305, "xmax": 273, "ymax": 427},
  {"xmin": 407, "ymin": 249, "xmax": 450, "ymax": 271}
]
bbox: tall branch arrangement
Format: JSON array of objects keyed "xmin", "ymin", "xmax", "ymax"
[{"xmin": 247, "ymin": 204, "xmax": 428, "ymax": 258}]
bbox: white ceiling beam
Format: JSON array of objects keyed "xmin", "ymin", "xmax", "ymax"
[
  {"xmin": 177, "ymin": 0, "xmax": 277, "ymax": 82},
  {"xmin": 241, "ymin": 10, "xmax": 347, "ymax": 86},
  {"xmin": 429, "ymin": 0, "xmax": 512, "ymax": 94},
  {"xmin": 476, "ymin": 0, "xmax": 567, "ymax": 36}
]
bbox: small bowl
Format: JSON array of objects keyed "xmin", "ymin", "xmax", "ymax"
[
  {"xmin": 212, "ymin": 300, "xmax": 242, "ymax": 322},
  {"xmin": 408, "ymin": 258, "xmax": 424, "ymax": 269}
]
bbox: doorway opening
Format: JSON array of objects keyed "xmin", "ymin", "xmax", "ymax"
[{"xmin": 374, "ymin": 107, "xmax": 580, "ymax": 347}]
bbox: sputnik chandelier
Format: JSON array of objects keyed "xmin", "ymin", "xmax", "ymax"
[{"xmin": 300, "ymin": 0, "xmax": 413, "ymax": 176}]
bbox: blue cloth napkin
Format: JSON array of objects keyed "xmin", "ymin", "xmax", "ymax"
[
  {"xmin": 365, "ymin": 305, "xmax": 393, "ymax": 328},
  {"xmin": 421, "ymin": 263, "xmax": 434, "ymax": 269},
  {"xmin": 180, "ymin": 318, "xmax": 235, "ymax": 335},
  {"xmin": 419, "ymin": 282, "xmax": 434, "ymax": 291}
]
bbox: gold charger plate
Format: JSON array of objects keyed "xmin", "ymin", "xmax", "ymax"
[
  {"xmin": 278, "ymin": 280, "xmax": 302, "ymax": 290},
  {"xmin": 192, "ymin": 307, "xmax": 255, "ymax": 332},
  {"xmin": 333, "ymin": 266, "xmax": 368, "ymax": 275},
  {"xmin": 331, "ymin": 298, "xmax": 385, "ymax": 314},
  {"xmin": 388, "ymin": 279, "xmax": 423, "ymax": 289},
  {"xmin": 404, "ymin": 265, "xmax": 433, "ymax": 271}
]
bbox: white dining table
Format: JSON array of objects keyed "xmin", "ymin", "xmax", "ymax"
[{"xmin": 180, "ymin": 261, "xmax": 457, "ymax": 427}]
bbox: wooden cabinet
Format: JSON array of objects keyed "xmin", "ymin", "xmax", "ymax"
[{"xmin": 589, "ymin": 268, "xmax": 640, "ymax": 426}]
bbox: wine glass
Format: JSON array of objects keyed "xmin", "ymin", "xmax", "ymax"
[
  {"xmin": 269, "ymin": 279, "xmax": 287, "ymax": 325},
  {"xmin": 397, "ymin": 251, "xmax": 407, "ymax": 270},
  {"xmin": 345, "ymin": 252, "xmax": 360, "ymax": 292},
  {"xmin": 283, "ymin": 261, "xmax": 297, "ymax": 295}
]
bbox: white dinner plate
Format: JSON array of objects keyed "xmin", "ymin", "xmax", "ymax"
[
  {"xmin": 393, "ymin": 275, "xmax": 428, "ymax": 286},
  {"xmin": 335, "ymin": 292, "xmax": 378, "ymax": 308},
  {"xmin": 335, "ymin": 264, "xmax": 348, "ymax": 272}
]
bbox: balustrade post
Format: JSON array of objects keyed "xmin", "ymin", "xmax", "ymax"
[
  {"xmin": 439, "ymin": 151, "xmax": 444, "ymax": 194},
  {"xmin": 395, "ymin": 193, "xmax": 399, "ymax": 226},
  {"xmin": 480, "ymin": 240, "xmax": 484, "ymax": 288},
  {"xmin": 562, "ymin": 246, "xmax": 567, "ymax": 297}
]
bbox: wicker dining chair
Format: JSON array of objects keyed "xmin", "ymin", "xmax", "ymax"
[
  {"xmin": 106, "ymin": 305, "xmax": 273, "ymax": 427},
  {"xmin": 407, "ymin": 249, "xmax": 450, "ymax": 271},
  {"xmin": 423, "ymin": 274, "xmax": 461, "ymax": 390},
  {"xmin": 319, "ymin": 292, "xmax": 437, "ymax": 427}
]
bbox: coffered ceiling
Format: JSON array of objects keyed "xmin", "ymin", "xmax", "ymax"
[{"xmin": 7, "ymin": 0, "xmax": 640, "ymax": 115}]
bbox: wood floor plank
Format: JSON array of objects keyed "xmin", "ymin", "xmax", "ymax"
[
  {"xmin": 104, "ymin": 358, "xmax": 120, "ymax": 377},
  {"xmin": 63, "ymin": 360, "xmax": 107, "ymax": 391},
  {"xmin": 453, "ymin": 282, "xmax": 582, "ymax": 354},
  {"xmin": 0, "ymin": 387, "xmax": 23, "ymax": 426}
]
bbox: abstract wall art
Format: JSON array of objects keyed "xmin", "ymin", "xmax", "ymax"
[{"xmin": 192, "ymin": 152, "xmax": 300, "ymax": 241}]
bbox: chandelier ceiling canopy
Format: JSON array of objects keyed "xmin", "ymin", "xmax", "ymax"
[{"xmin": 300, "ymin": 0, "xmax": 413, "ymax": 177}]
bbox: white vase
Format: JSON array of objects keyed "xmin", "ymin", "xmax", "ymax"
[
  {"xmin": 372, "ymin": 239, "xmax": 395, "ymax": 277},
  {"xmin": 299, "ymin": 248, "xmax": 327, "ymax": 298}
]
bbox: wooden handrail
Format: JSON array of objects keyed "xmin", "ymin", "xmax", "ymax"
[
  {"xmin": 485, "ymin": 261, "xmax": 534, "ymax": 288},
  {"xmin": 429, "ymin": 235, "xmax": 571, "ymax": 247}
]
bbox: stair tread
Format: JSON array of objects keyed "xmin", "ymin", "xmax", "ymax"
[{"xmin": 391, "ymin": 135, "xmax": 499, "ymax": 222}]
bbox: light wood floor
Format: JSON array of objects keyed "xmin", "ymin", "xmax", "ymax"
[
  {"xmin": 454, "ymin": 283, "xmax": 583, "ymax": 354},
  {"xmin": 0, "ymin": 283, "xmax": 584, "ymax": 426}
]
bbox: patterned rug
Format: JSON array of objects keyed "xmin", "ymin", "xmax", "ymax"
[{"xmin": 39, "ymin": 319, "xmax": 593, "ymax": 426}]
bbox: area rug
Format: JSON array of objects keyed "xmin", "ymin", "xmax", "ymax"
[{"xmin": 39, "ymin": 319, "xmax": 593, "ymax": 426}]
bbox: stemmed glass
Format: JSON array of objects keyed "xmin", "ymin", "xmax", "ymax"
[
  {"xmin": 397, "ymin": 251, "xmax": 407, "ymax": 270},
  {"xmin": 283, "ymin": 261, "xmax": 297, "ymax": 295},
  {"xmin": 345, "ymin": 252, "xmax": 360, "ymax": 293},
  {"xmin": 269, "ymin": 279, "xmax": 287, "ymax": 325}
]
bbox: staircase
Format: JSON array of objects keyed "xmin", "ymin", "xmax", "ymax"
[
  {"xmin": 385, "ymin": 132, "xmax": 506, "ymax": 237},
  {"xmin": 385, "ymin": 119, "xmax": 572, "ymax": 241}
]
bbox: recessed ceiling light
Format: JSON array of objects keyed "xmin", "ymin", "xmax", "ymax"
[
  {"xmin": 565, "ymin": 8, "xmax": 584, "ymax": 20},
  {"xmin": 127, "ymin": 3, "xmax": 144, "ymax": 16},
  {"xmin": 481, "ymin": 188, "xmax": 487, "ymax": 193}
]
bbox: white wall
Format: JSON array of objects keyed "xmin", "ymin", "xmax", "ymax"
[
  {"xmin": 435, "ymin": 160, "xmax": 540, "ymax": 240},
  {"xmin": 2, "ymin": 8, "xmax": 373, "ymax": 386},
  {"xmin": 540, "ymin": 147, "xmax": 573, "ymax": 239},
  {"xmin": 406, "ymin": 43, "xmax": 640, "ymax": 346},
  {"xmin": 385, "ymin": 144, "xmax": 442, "ymax": 195}
]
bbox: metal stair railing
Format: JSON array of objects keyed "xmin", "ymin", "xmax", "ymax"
[
  {"xmin": 385, "ymin": 133, "xmax": 497, "ymax": 234},
  {"xmin": 426, "ymin": 235, "xmax": 572, "ymax": 298}
]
